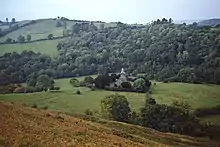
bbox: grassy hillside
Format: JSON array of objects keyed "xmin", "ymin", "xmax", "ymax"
[
  {"xmin": 0, "ymin": 19, "xmax": 72, "ymax": 42},
  {"xmin": 1, "ymin": 77, "xmax": 220, "ymax": 114},
  {"xmin": 0, "ymin": 19, "xmax": 117, "ymax": 42},
  {"xmin": 0, "ymin": 102, "xmax": 218, "ymax": 147},
  {"xmin": 0, "ymin": 38, "xmax": 67, "ymax": 56}
]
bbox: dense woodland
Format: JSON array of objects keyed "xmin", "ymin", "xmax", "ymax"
[{"xmin": 1, "ymin": 18, "xmax": 220, "ymax": 85}]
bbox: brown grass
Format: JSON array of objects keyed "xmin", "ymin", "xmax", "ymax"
[{"xmin": 0, "ymin": 102, "xmax": 219, "ymax": 147}]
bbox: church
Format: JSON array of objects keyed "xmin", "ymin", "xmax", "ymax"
[{"xmin": 111, "ymin": 68, "xmax": 128, "ymax": 88}]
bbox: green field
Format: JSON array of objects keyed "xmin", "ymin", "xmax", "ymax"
[
  {"xmin": 0, "ymin": 77, "xmax": 220, "ymax": 115},
  {"xmin": 0, "ymin": 19, "xmax": 74, "ymax": 42},
  {"xmin": 0, "ymin": 38, "xmax": 67, "ymax": 56}
]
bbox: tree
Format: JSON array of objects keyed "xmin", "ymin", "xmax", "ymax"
[
  {"xmin": 139, "ymin": 103, "xmax": 199, "ymax": 135},
  {"xmin": 26, "ymin": 35, "xmax": 31, "ymax": 42},
  {"xmin": 101, "ymin": 94, "xmax": 131, "ymax": 122},
  {"xmin": 84, "ymin": 76, "xmax": 94, "ymax": 84},
  {"xmin": 48, "ymin": 34, "xmax": 53, "ymax": 40},
  {"xmin": 133, "ymin": 78, "xmax": 146, "ymax": 92},
  {"xmin": 6, "ymin": 18, "xmax": 8, "ymax": 23},
  {"xmin": 121, "ymin": 82, "xmax": 132, "ymax": 89},
  {"xmin": 168, "ymin": 18, "xmax": 173, "ymax": 24},
  {"xmin": 17, "ymin": 35, "xmax": 25, "ymax": 43},
  {"xmin": 36, "ymin": 74, "xmax": 54, "ymax": 91},
  {"xmin": 11, "ymin": 18, "xmax": 16, "ymax": 23},
  {"xmin": 27, "ymin": 77, "xmax": 37, "ymax": 87},
  {"xmin": 69, "ymin": 78, "xmax": 79, "ymax": 87},
  {"xmin": 5, "ymin": 38, "xmax": 12, "ymax": 43}
]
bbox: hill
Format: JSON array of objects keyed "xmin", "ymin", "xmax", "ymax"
[
  {"xmin": 0, "ymin": 18, "xmax": 117, "ymax": 42},
  {"xmin": 198, "ymin": 19, "xmax": 220, "ymax": 26},
  {"xmin": 0, "ymin": 37, "xmax": 66, "ymax": 57},
  {"xmin": 0, "ymin": 19, "xmax": 73, "ymax": 42},
  {"xmin": 0, "ymin": 102, "xmax": 219, "ymax": 147}
]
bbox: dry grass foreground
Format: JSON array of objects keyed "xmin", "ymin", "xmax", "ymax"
[{"xmin": 0, "ymin": 102, "xmax": 219, "ymax": 147}]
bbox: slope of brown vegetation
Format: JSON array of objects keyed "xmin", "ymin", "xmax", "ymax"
[{"xmin": 0, "ymin": 102, "xmax": 219, "ymax": 147}]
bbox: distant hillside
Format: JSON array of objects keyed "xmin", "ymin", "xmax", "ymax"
[
  {"xmin": 0, "ymin": 18, "xmax": 117, "ymax": 42},
  {"xmin": 198, "ymin": 19, "xmax": 220, "ymax": 26},
  {"xmin": 0, "ymin": 102, "xmax": 219, "ymax": 147},
  {"xmin": 174, "ymin": 19, "xmax": 203, "ymax": 24}
]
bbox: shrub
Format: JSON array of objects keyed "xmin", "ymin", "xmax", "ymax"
[
  {"xmin": 69, "ymin": 78, "xmax": 79, "ymax": 87},
  {"xmin": 139, "ymin": 104, "xmax": 200, "ymax": 135},
  {"xmin": 133, "ymin": 78, "xmax": 146, "ymax": 92},
  {"xmin": 25, "ymin": 86, "xmax": 38, "ymax": 93},
  {"xmin": 50, "ymin": 86, "xmax": 60, "ymax": 91},
  {"xmin": 76, "ymin": 90, "xmax": 81, "ymax": 95},
  {"xmin": 84, "ymin": 76, "xmax": 94, "ymax": 84},
  {"xmin": 194, "ymin": 105, "xmax": 220, "ymax": 117},
  {"xmin": 31, "ymin": 104, "xmax": 38, "ymax": 108},
  {"xmin": 79, "ymin": 81, "xmax": 86, "ymax": 87},
  {"xmin": 145, "ymin": 97, "xmax": 156, "ymax": 106},
  {"xmin": 13, "ymin": 86, "xmax": 26, "ymax": 93},
  {"xmin": 42, "ymin": 106, "xmax": 48, "ymax": 110},
  {"xmin": 85, "ymin": 109, "xmax": 93, "ymax": 116},
  {"xmin": 100, "ymin": 94, "xmax": 131, "ymax": 122},
  {"xmin": 121, "ymin": 82, "xmax": 132, "ymax": 89}
]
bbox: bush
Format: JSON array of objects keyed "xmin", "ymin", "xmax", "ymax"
[
  {"xmin": 121, "ymin": 82, "xmax": 132, "ymax": 89},
  {"xmin": 85, "ymin": 109, "xmax": 93, "ymax": 116},
  {"xmin": 48, "ymin": 34, "xmax": 53, "ymax": 40},
  {"xmin": 50, "ymin": 86, "xmax": 60, "ymax": 91},
  {"xmin": 139, "ymin": 104, "xmax": 200, "ymax": 135},
  {"xmin": 42, "ymin": 106, "xmax": 48, "ymax": 110},
  {"xmin": 133, "ymin": 78, "xmax": 146, "ymax": 92},
  {"xmin": 25, "ymin": 86, "xmax": 38, "ymax": 93},
  {"xmin": 76, "ymin": 90, "xmax": 81, "ymax": 95},
  {"xmin": 13, "ymin": 86, "xmax": 26, "ymax": 93},
  {"xmin": 145, "ymin": 97, "xmax": 156, "ymax": 105},
  {"xmin": 69, "ymin": 78, "xmax": 79, "ymax": 87},
  {"xmin": 194, "ymin": 105, "xmax": 220, "ymax": 117},
  {"xmin": 84, "ymin": 76, "xmax": 94, "ymax": 84},
  {"xmin": 31, "ymin": 104, "xmax": 38, "ymax": 108},
  {"xmin": 100, "ymin": 94, "xmax": 131, "ymax": 122}
]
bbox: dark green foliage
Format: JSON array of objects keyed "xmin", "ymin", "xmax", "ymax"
[
  {"xmin": 121, "ymin": 82, "xmax": 132, "ymax": 89},
  {"xmin": 5, "ymin": 37, "xmax": 12, "ymax": 43},
  {"xmin": 139, "ymin": 103, "xmax": 200, "ymax": 135},
  {"xmin": 194, "ymin": 105, "xmax": 220, "ymax": 117},
  {"xmin": 145, "ymin": 97, "xmax": 156, "ymax": 105},
  {"xmin": 49, "ymin": 86, "xmax": 60, "ymax": 91},
  {"xmin": 101, "ymin": 94, "xmax": 131, "ymax": 122},
  {"xmin": 42, "ymin": 106, "xmax": 48, "ymax": 110},
  {"xmin": 36, "ymin": 74, "xmax": 54, "ymax": 91},
  {"xmin": 26, "ymin": 35, "xmax": 31, "ymax": 42},
  {"xmin": 47, "ymin": 34, "xmax": 53, "ymax": 40},
  {"xmin": 13, "ymin": 86, "xmax": 26, "ymax": 93},
  {"xmin": 133, "ymin": 78, "xmax": 146, "ymax": 92},
  {"xmin": 94, "ymin": 74, "xmax": 112, "ymax": 89},
  {"xmin": 69, "ymin": 78, "xmax": 79, "ymax": 87},
  {"xmin": 31, "ymin": 103, "xmax": 38, "ymax": 108},
  {"xmin": 85, "ymin": 109, "xmax": 93, "ymax": 116},
  {"xmin": 76, "ymin": 90, "xmax": 81, "ymax": 95},
  {"xmin": 171, "ymin": 100, "xmax": 191, "ymax": 113},
  {"xmin": 1, "ymin": 18, "xmax": 220, "ymax": 85},
  {"xmin": 84, "ymin": 76, "xmax": 94, "ymax": 84},
  {"xmin": 17, "ymin": 35, "xmax": 25, "ymax": 43}
]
